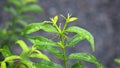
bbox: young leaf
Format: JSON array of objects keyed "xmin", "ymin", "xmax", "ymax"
[
  {"xmin": 16, "ymin": 40, "xmax": 29, "ymax": 53},
  {"xmin": 68, "ymin": 17, "xmax": 78, "ymax": 23},
  {"xmin": 4, "ymin": 55, "xmax": 21, "ymax": 62},
  {"xmin": 50, "ymin": 16, "xmax": 58, "ymax": 25},
  {"xmin": 30, "ymin": 50, "xmax": 50, "ymax": 61},
  {"xmin": 21, "ymin": 4, "xmax": 42, "ymax": 12},
  {"xmin": 16, "ymin": 40, "xmax": 30, "ymax": 58},
  {"xmin": 68, "ymin": 53, "xmax": 103, "ymax": 68},
  {"xmin": 34, "ymin": 60, "xmax": 63, "ymax": 68},
  {"xmin": 66, "ymin": 26, "xmax": 95, "ymax": 51},
  {"xmin": 28, "ymin": 36, "xmax": 58, "ymax": 46},
  {"xmin": 22, "ymin": 22, "xmax": 58, "ymax": 35},
  {"xmin": 1, "ymin": 62, "xmax": 6, "ymax": 68},
  {"xmin": 71, "ymin": 61, "xmax": 84, "ymax": 68},
  {"xmin": 66, "ymin": 34, "xmax": 84, "ymax": 46}
]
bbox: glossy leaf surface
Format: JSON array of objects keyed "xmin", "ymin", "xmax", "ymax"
[
  {"xmin": 69, "ymin": 53, "xmax": 103, "ymax": 68},
  {"xmin": 28, "ymin": 36, "xmax": 58, "ymax": 46},
  {"xmin": 22, "ymin": 23, "xmax": 58, "ymax": 35},
  {"xmin": 4, "ymin": 55, "xmax": 21, "ymax": 62},
  {"xmin": 35, "ymin": 60, "xmax": 63, "ymax": 68},
  {"xmin": 66, "ymin": 34, "xmax": 84, "ymax": 46},
  {"xmin": 66, "ymin": 26, "xmax": 95, "ymax": 51},
  {"xmin": 16, "ymin": 40, "xmax": 30, "ymax": 58},
  {"xmin": 30, "ymin": 50, "xmax": 50, "ymax": 61}
]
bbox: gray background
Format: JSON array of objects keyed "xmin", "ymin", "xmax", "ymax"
[{"xmin": 0, "ymin": 0, "xmax": 120, "ymax": 68}]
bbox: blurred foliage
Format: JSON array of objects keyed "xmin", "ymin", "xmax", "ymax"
[
  {"xmin": 0, "ymin": 0, "xmax": 43, "ymax": 64},
  {"xmin": 115, "ymin": 58, "xmax": 120, "ymax": 68},
  {"xmin": 0, "ymin": 0, "xmax": 43, "ymax": 47}
]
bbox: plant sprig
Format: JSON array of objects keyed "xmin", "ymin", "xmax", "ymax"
[{"xmin": 21, "ymin": 14, "xmax": 104, "ymax": 68}]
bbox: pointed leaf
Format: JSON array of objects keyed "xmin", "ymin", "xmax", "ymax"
[
  {"xmin": 34, "ymin": 60, "xmax": 63, "ymax": 68},
  {"xmin": 66, "ymin": 26, "xmax": 95, "ymax": 51},
  {"xmin": 46, "ymin": 46, "xmax": 63, "ymax": 59},
  {"xmin": 16, "ymin": 40, "xmax": 30, "ymax": 58},
  {"xmin": 16, "ymin": 40, "xmax": 29, "ymax": 53},
  {"xmin": 4, "ymin": 6, "xmax": 17, "ymax": 16},
  {"xmin": 4, "ymin": 55, "xmax": 21, "ymax": 62},
  {"xmin": 69, "ymin": 17, "xmax": 78, "ymax": 23},
  {"xmin": 28, "ymin": 36, "xmax": 63, "ymax": 59},
  {"xmin": 30, "ymin": 50, "xmax": 50, "ymax": 61},
  {"xmin": 66, "ymin": 34, "xmax": 84, "ymax": 46},
  {"xmin": 54, "ymin": 16, "xmax": 58, "ymax": 23},
  {"xmin": 1, "ymin": 62, "xmax": 6, "ymax": 68},
  {"xmin": 69, "ymin": 53, "xmax": 103, "ymax": 68},
  {"xmin": 2, "ymin": 46, "xmax": 12, "ymax": 57},
  {"xmin": 22, "ymin": 22, "xmax": 58, "ymax": 35},
  {"xmin": 71, "ymin": 61, "xmax": 84, "ymax": 68},
  {"xmin": 21, "ymin": 4, "xmax": 42, "ymax": 12},
  {"xmin": 34, "ymin": 42, "xmax": 63, "ymax": 60},
  {"xmin": 28, "ymin": 36, "xmax": 58, "ymax": 46}
]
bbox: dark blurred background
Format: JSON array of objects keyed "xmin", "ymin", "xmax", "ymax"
[{"xmin": 0, "ymin": 0, "xmax": 120, "ymax": 68}]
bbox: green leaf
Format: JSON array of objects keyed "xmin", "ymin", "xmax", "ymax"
[
  {"xmin": 68, "ymin": 53, "xmax": 103, "ymax": 68},
  {"xmin": 4, "ymin": 6, "xmax": 17, "ymax": 16},
  {"xmin": 28, "ymin": 36, "xmax": 58, "ymax": 46},
  {"xmin": 66, "ymin": 26, "xmax": 95, "ymax": 51},
  {"xmin": 46, "ymin": 46, "xmax": 63, "ymax": 59},
  {"xmin": 30, "ymin": 50, "xmax": 50, "ymax": 61},
  {"xmin": 22, "ymin": 22, "xmax": 58, "ymax": 35},
  {"xmin": 22, "ymin": 0, "xmax": 37, "ymax": 5},
  {"xmin": 28, "ymin": 36, "xmax": 62, "ymax": 59},
  {"xmin": 16, "ymin": 40, "xmax": 29, "ymax": 53},
  {"xmin": 1, "ymin": 62, "xmax": 6, "ymax": 68},
  {"xmin": 18, "ymin": 20, "xmax": 28, "ymax": 27},
  {"xmin": 68, "ymin": 17, "xmax": 78, "ymax": 23},
  {"xmin": 8, "ymin": 0, "xmax": 21, "ymax": 6},
  {"xmin": 2, "ymin": 46, "xmax": 12, "ymax": 57},
  {"xmin": 16, "ymin": 40, "xmax": 30, "ymax": 58},
  {"xmin": 20, "ymin": 60, "xmax": 36, "ymax": 68},
  {"xmin": 71, "ymin": 61, "xmax": 84, "ymax": 68},
  {"xmin": 21, "ymin": 4, "xmax": 42, "ymax": 12},
  {"xmin": 33, "ymin": 40, "xmax": 63, "ymax": 60},
  {"xmin": 50, "ymin": 16, "xmax": 58, "ymax": 25},
  {"xmin": 66, "ymin": 34, "xmax": 84, "ymax": 46},
  {"xmin": 115, "ymin": 58, "xmax": 120, "ymax": 64},
  {"xmin": 4, "ymin": 55, "xmax": 21, "ymax": 62},
  {"xmin": 34, "ymin": 60, "xmax": 63, "ymax": 68},
  {"xmin": 0, "ymin": 49, "xmax": 3, "ymax": 52}
]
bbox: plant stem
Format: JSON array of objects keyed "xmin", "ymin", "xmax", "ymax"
[
  {"xmin": 54, "ymin": 23, "xmax": 68, "ymax": 68},
  {"xmin": 61, "ymin": 34, "xmax": 68, "ymax": 68},
  {"xmin": 62, "ymin": 47, "xmax": 68, "ymax": 68},
  {"xmin": 62, "ymin": 23, "xmax": 68, "ymax": 33}
]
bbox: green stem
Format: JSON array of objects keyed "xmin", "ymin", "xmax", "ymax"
[
  {"xmin": 54, "ymin": 24, "xmax": 62, "ymax": 34},
  {"xmin": 62, "ymin": 23, "xmax": 68, "ymax": 33},
  {"xmin": 54, "ymin": 23, "xmax": 68, "ymax": 68},
  {"xmin": 62, "ymin": 47, "xmax": 68, "ymax": 68}
]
